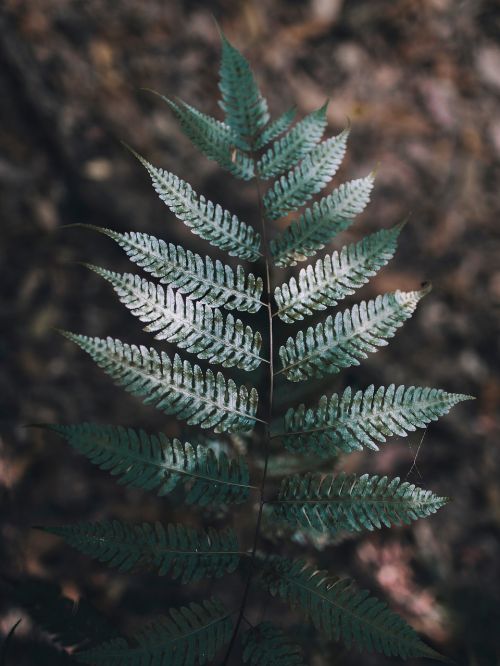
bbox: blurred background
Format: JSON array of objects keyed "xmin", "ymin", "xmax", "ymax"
[{"xmin": 0, "ymin": 1, "xmax": 499, "ymax": 664}]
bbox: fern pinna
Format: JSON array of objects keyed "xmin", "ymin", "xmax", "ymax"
[{"xmin": 35, "ymin": 32, "xmax": 472, "ymax": 665}]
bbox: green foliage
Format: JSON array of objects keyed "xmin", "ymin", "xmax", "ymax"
[
  {"xmin": 270, "ymin": 174, "xmax": 374, "ymax": 267},
  {"xmin": 42, "ymin": 521, "xmax": 241, "ymax": 583},
  {"xmin": 87, "ymin": 265, "xmax": 263, "ymax": 370},
  {"xmin": 41, "ymin": 423, "xmax": 250, "ymax": 504},
  {"xmin": 257, "ymin": 103, "xmax": 328, "ymax": 179},
  {"xmin": 134, "ymin": 151, "xmax": 261, "ymax": 260},
  {"xmin": 271, "ymin": 472, "xmax": 448, "ymax": 534},
  {"xmin": 242, "ymin": 622, "xmax": 306, "ymax": 665},
  {"xmin": 274, "ymin": 223, "xmax": 404, "ymax": 323},
  {"xmin": 254, "ymin": 107, "xmax": 296, "ymax": 150},
  {"xmin": 34, "ymin": 32, "xmax": 471, "ymax": 666},
  {"xmin": 77, "ymin": 598, "xmax": 233, "ymax": 666},
  {"xmin": 264, "ymin": 129, "xmax": 349, "ymax": 220},
  {"xmin": 79, "ymin": 225, "xmax": 264, "ymax": 312},
  {"xmin": 61, "ymin": 332, "xmax": 259, "ymax": 432},
  {"xmin": 278, "ymin": 288, "xmax": 430, "ymax": 382},
  {"xmin": 163, "ymin": 96, "xmax": 255, "ymax": 178},
  {"xmin": 282, "ymin": 385, "xmax": 473, "ymax": 457},
  {"xmin": 260, "ymin": 556, "xmax": 445, "ymax": 660},
  {"xmin": 219, "ymin": 33, "xmax": 269, "ymax": 141}
]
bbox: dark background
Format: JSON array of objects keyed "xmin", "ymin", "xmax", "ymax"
[{"xmin": 1, "ymin": 1, "xmax": 499, "ymax": 664}]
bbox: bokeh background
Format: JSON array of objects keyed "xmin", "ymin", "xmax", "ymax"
[{"xmin": 1, "ymin": 1, "xmax": 499, "ymax": 664}]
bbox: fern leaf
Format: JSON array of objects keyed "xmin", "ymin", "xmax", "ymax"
[
  {"xmin": 271, "ymin": 472, "xmax": 448, "ymax": 534},
  {"xmin": 163, "ymin": 97, "xmax": 254, "ymax": 177},
  {"xmin": 62, "ymin": 333, "xmax": 260, "ymax": 433},
  {"xmin": 42, "ymin": 521, "xmax": 241, "ymax": 583},
  {"xmin": 263, "ymin": 130, "xmax": 349, "ymax": 221},
  {"xmin": 242, "ymin": 622, "xmax": 306, "ymax": 666},
  {"xmin": 77, "ymin": 597, "xmax": 233, "ymax": 666},
  {"xmin": 79, "ymin": 225, "xmax": 263, "ymax": 313},
  {"xmin": 132, "ymin": 152, "xmax": 261, "ymax": 261},
  {"xmin": 278, "ymin": 288, "xmax": 430, "ymax": 382},
  {"xmin": 219, "ymin": 33, "xmax": 269, "ymax": 141},
  {"xmin": 274, "ymin": 223, "xmax": 403, "ymax": 323},
  {"xmin": 39, "ymin": 423, "xmax": 251, "ymax": 504},
  {"xmin": 257, "ymin": 103, "xmax": 328, "ymax": 179},
  {"xmin": 260, "ymin": 556, "xmax": 445, "ymax": 660},
  {"xmin": 87, "ymin": 265, "xmax": 263, "ymax": 371},
  {"xmin": 270, "ymin": 174, "xmax": 374, "ymax": 267},
  {"xmin": 254, "ymin": 107, "xmax": 296, "ymax": 150},
  {"xmin": 282, "ymin": 385, "xmax": 473, "ymax": 457}
]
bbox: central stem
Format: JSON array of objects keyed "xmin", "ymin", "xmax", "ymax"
[{"xmin": 221, "ymin": 158, "xmax": 274, "ymax": 665}]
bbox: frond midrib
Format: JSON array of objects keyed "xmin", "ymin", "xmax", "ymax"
[
  {"xmin": 272, "ymin": 181, "xmax": 370, "ymax": 264},
  {"xmin": 92, "ymin": 346, "xmax": 264, "ymax": 425},
  {"xmin": 65, "ymin": 531, "xmax": 247, "ymax": 557},
  {"xmin": 104, "ymin": 270, "xmax": 264, "ymax": 365},
  {"xmin": 146, "ymin": 163, "xmax": 262, "ymax": 259},
  {"xmin": 107, "ymin": 229, "xmax": 264, "ymax": 309},
  {"xmin": 269, "ymin": 495, "xmax": 445, "ymax": 507},
  {"xmin": 279, "ymin": 568, "xmax": 424, "ymax": 650},
  {"xmin": 73, "ymin": 433, "xmax": 254, "ymax": 490},
  {"xmin": 276, "ymin": 301, "xmax": 398, "ymax": 377},
  {"xmin": 279, "ymin": 396, "xmax": 463, "ymax": 440},
  {"xmin": 273, "ymin": 237, "xmax": 390, "ymax": 319}
]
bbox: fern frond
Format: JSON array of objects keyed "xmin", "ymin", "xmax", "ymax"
[
  {"xmin": 271, "ymin": 473, "xmax": 448, "ymax": 534},
  {"xmin": 87, "ymin": 265, "xmax": 263, "ymax": 371},
  {"xmin": 254, "ymin": 107, "xmax": 296, "ymax": 150},
  {"xmin": 132, "ymin": 152, "xmax": 261, "ymax": 261},
  {"xmin": 270, "ymin": 174, "xmax": 374, "ymax": 267},
  {"xmin": 242, "ymin": 622, "xmax": 306, "ymax": 666},
  {"xmin": 77, "ymin": 597, "xmax": 233, "ymax": 666},
  {"xmin": 42, "ymin": 521, "xmax": 241, "ymax": 583},
  {"xmin": 40, "ymin": 423, "xmax": 251, "ymax": 504},
  {"xmin": 219, "ymin": 33, "xmax": 269, "ymax": 141},
  {"xmin": 263, "ymin": 130, "xmax": 349, "ymax": 221},
  {"xmin": 278, "ymin": 288, "xmax": 430, "ymax": 382},
  {"xmin": 163, "ymin": 97, "xmax": 254, "ymax": 178},
  {"xmin": 79, "ymin": 225, "xmax": 263, "ymax": 312},
  {"xmin": 260, "ymin": 556, "xmax": 445, "ymax": 660},
  {"xmin": 282, "ymin": 385, "xmax": 473, "ymax": 457},
  {"xmin": 62, "ymin": 333, "xmax": 260, "ymax": 432},
  {"xmin": 274, "ymin": 223, "xmax": 403, "ymax": 323},
  {"xmin": 257, "ymin": 103, "xmax": 328, "ymax": 179}
]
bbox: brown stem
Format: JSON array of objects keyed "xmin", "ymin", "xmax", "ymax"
[{"xmin": 221, "ymin": 156, "xmax": 274, "ymax": 665}]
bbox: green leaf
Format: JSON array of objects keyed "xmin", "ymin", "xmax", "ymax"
[
  {"xmin": 163, "ymin": 96, "xmax": 254, "ymax": 178},
  {"xmin": 77, "ymin": 597, "xmax": 233, "ymax": 666},
  {"xmin": 274, "ymin": 223, "xmax": 403, "ymax": 323},
  {"xmin": 42, "ymin": 521, "xmax": 241, "ymax": 583},
  {"xmin": 257, "ymin": 103, "xmax": 328, "ymax": 179},
  {"xmin": 132, "ymin": 151, "xmax": 261, "ymax": 261},
  {"xmin": 271, "ymin": 472, "xmax": 448, "ymax": 534},
  {"xmin": 219, "ymin": 33, "xmax": 269, "ymax": 141},
  {"xmin": 260, "ymin": 556, "xmax": 445, "ymax": 660},
  {"xmin": 39, "ymin": 423, "xmax": 251, "ymax": 504},
  {"xmin": 278, "ymin": 288, "xmax": 430, "ymax": 382},
  {"xmin": 254, "ymin": 107, "xmax": 296, "ymax": 150},
  {"xmin": 77, "ymin": 225, "xmax": 263, "ymax": 313},
  {"xmin": 263, "ymin": 130, "xmax": 349, "ymax": 221},
  {"xmin": 242, "ymin": 622, "xmax": 306, "ymax": 666},
  {"xmin": 270, "ymin": 174, "xmax": 374, "ymax": 267},
  {"xmin": 61, "ymin": 332, "xmax": 260, "ymax": 433},
  {"xmin": 282, "ymin": 385, "xmax": 473, "ymax": 457},
  {"xmin": 87, "ymin": 265, "xmax": 263, "ymax": 371}
]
